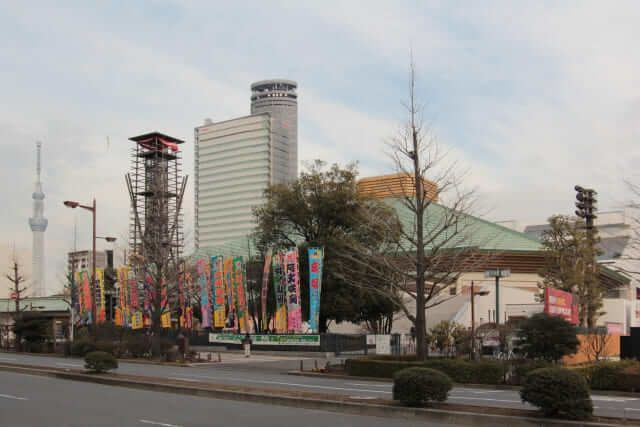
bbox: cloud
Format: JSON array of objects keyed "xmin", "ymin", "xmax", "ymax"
[{"xmin": 2, "ymin": 1, "xmax": 640, "ymax": 294}]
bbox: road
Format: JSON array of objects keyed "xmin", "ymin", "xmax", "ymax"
[
  {"xmin": 1, "ymin": 352, "xmax": 640, "ymax": 420},
  {"xmin": 0, "ymin": 370, "xmax": 447, "ymax": 427}
]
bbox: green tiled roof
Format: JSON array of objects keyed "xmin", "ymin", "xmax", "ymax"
[
  {"xmin": 385, "ymin": 197, "xmax": 543, "ymax": 253},
  {"xmin": 0, "ymin": 296, "xmax": 69, "ymax": 313},
  {"xmin": 193, "ymin": 197, "xmax": 542, "ymax": 259},
  {"xmin": 191, "ymin": 235, "xmax": 259, "ymax": 261}
]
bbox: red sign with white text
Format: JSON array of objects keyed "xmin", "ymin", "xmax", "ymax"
[{"xmin": 544, "ymin": 288, "xmax": 579, "ymax": 325}]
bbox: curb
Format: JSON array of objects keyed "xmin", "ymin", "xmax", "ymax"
[
  {"xmin": 0, "ymin": 363, "xmax": 628, "ymax": 427},
  {"xmin": 0, "ymin": 350, "xmax": 195, "ymax": 368},
  {"xmin": 287, "ymin": 371, "xmax": 640, "ymax": 398}
]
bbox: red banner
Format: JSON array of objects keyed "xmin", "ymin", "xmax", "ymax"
[{"xmin": 544, "ymin": 288, "xmax": 579, "ymax": 325}]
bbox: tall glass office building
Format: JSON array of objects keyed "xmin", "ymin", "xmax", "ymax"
[{"xmin": 195, "ymin": 80, "xmax": 298, "ymax": 249}]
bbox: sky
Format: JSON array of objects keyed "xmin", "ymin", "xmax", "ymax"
[{"xmin": 1, "ymin": 1, "xmax": 640, "ymax": 295}]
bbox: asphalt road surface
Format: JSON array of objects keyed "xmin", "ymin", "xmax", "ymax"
[
  {"xmin": 0, "ymin": 370, "xmax": 448, "ymax": 427},
  {"xmin": 2, "ymin": 352, "xmax": 640, "ymax": 420}
]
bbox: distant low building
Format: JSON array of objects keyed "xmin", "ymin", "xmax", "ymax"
[
  {"xmin": 0, "ymin": 296, "xmax": 70, "ymax": 350},
  {"xmin": 67, "ymin": 250, "xmax": 108, "ymax": 273}
]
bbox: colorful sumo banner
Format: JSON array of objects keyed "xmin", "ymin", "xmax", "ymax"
[
  {"xmin": 285, "ymin": 249, "xmax": 302, "ymax": 333},
  {"xmin": 308, "ymin": 247, "xmax": 324, "ymax": 333},
  {"xmin": 197, "ymin": 258, "xmax": 212, "ymax": 328},
  {"xmin": 233, "ymin": 257, "xmax": 249, "ymax": 333},
  {"xmin": 211, "ymin": 256, "xmax": 225, "ymax": 328},
  {"xmin": 273, "ymin": 253, "xmax": 287, "ymax": 333},
  {"xmin": 223, "ymin": 257, "xmax": 236, "ymax": 330},
  {"xmin": 544, "ymin": 287, "xmax": 579, "ymax": 325},
  {"xmin": 261, "ymin": 249, "xmax": 273, "ymax": 332}
]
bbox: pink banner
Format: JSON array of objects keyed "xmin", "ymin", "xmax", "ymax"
[{"xmin": 285, "ymin": 249, "xmax": 302, "ymax": 332}]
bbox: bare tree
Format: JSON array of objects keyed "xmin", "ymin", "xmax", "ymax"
[
  {"xmin": 334, "ymin": 60, "xmax": 489, "ymax": 361},
  {"xmin": 5, "ymin": 256, "xmax": 28, "ymax": 351},
  {"xmin": 582, "ymin": 328, "xmax": 612, "ymax": 362}
]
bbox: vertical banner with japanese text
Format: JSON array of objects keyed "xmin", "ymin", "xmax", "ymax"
[
  {"xmin": 308, "ymin": 247, "xmax": 324, "ymax": 333},
  {"xmin": 96, "ymin": 268, "xmax": 106, "ymax": 323},
  {"xmin": 224, "ymin": 257, "xmax": 236, "ymax": 330},
  {"xmin": 273, "ymin": 253, "xmax": 287, "ymax": 333},
  {"xmin": 285, "ymin": 248, "xmax": 301, "ymax": 332},
  {"xmin": 211, "ymin": 256, "xmax": 226, "ymax": 328},
  {"xmin": 261, "ymin": 249, "xmax": 273, "ymax": 332},
  {"xmin": 117, "ymin": 267, "xmax": 129, "ymax": 327},
  {"xmin": 81, "ymin": 271, "xmax": 92, "ymax": 323},
  {"xmin": 233, "ymin": 257, "xmax": 248, "ymax": 333},
  {"xmin": 197, "ymin": 258, "xmax": 212, "ymax": 328}
]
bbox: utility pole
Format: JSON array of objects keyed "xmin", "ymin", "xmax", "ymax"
[{"xmin": 6, "ymin": 259, "xmax": 27, "ymax": 351}]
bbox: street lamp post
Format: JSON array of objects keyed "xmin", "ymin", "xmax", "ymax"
[
  {"xmin": 64, "ymin": 199, "xmax": 117, "ymax": 329},
  {"xmin": 64, "ymin": 199, "xmax": 97, "ymax": 325},
  {"xmin": 484, "ymin": 268, "xmax": 511, "ymax": 324},
  {"xmin": 470, "ymin": 281, "xmax": 489, "ymax": 360}
]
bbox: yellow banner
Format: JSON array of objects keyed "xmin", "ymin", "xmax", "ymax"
[
  {"xmin": 161, "ymin": 312, "xmax": 171, "ymax": 328},
  {"xmin": 114, "ymin": 308, "xmax": 123, "ymax": 326},
  {"xmin": 275, "ymin": 306, "xmax": 287, "ymax": 333},
  {"xmin": 131, "ymin": 312, "xmax": 143, "ymax": 330}
]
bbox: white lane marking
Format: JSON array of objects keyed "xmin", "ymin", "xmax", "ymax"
[
  {"xmin": 171, "ymin": 375, "xmax": 391, "ymax": 394},
  {"xmin": 139, "ymin": 419, "xmax": 182, "ymax": 427},
  {"xmin": 624, "ymin": 408, "xmax": 640, "ymax": 411},
  {"xmin": 449, "ymin": 396, "xmax": 521, "ymax": 404},
  {"xmin": 0, "ymin": 393, "xmax": 28, "ymax": 401},
  {"xmin": 454, "ymin": 388, "xmax": 504, "ymax": 394},
  {"xmin": 168, "ymin": 377, "xmax": 199, "ymax": 382},
  {"xmin": 346, "ymin": 383, "xmax": 390, "ymax": 387},
  {"xmin": 350, "ymin": 396, "xmax": 377, "ymax": 400},
  {"xmin": 0, "ymin": 357, "xmax": 17, "ymax": 361},
  {"xmin": 56, "ymin": 363, "xmax": 83, "ymax": 368},
  {"xmin": 592, "ymin": 396, "xmax": 638, "ymax": 402}
]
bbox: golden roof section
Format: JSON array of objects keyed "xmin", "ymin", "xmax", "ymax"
[{"xmin": 358, "ymin": 173, "xmax": 438, "ymax": 201}]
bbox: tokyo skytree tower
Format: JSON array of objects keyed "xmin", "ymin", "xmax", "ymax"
[{"xmin": 29, "ymin": 142, "xmax": 48, "ymax": 296}]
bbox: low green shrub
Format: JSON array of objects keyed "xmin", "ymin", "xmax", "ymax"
[
  {"xmin": 346, "ymin": 357, "xmax": 504, "ymax": 384},
  {"xmin": 71, "ymin": 339, "xmax": 96, "ymax": 357},
  {"xmin": 521, "ymin": 367, "xmax": 592, "ymax": 420},
  {"xmin": 84, "ymin": 351, "xmax": 118, "ymax": 373},
  {"xmin": 510, "ymin": 360, "xmax": 552, "ymax": 385},
  {"xmin": 393, "ymin": 367, "xmax": 452, "ymax": 407}
]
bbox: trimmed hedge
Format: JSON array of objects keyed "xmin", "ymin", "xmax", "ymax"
[
  {"xmin": 521, "ymin": 367, "xmax": 592, "ymax": 420},
  {"xmin": 84, "ymin": 351, "xmax": 118, "ymax": 373},
  {"xmin": 393, "ymin": 367, "xmax": 452, "ymax": 407},
  {"xmin": 346, "ymin": 357, "xmax": 504, "ymax": 384},
  {"xmin": 576, "ymin": 361, "xmax": 640, "ymax": 392}
]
